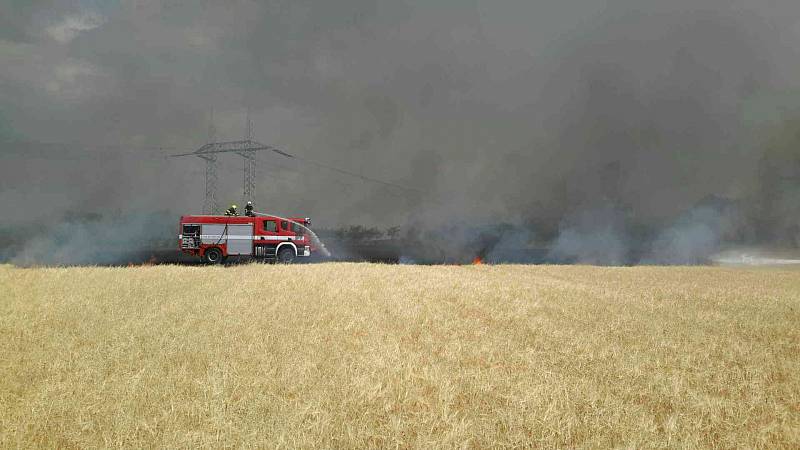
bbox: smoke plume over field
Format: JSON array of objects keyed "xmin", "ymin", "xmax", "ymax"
[{"xmin": 2, "ymin": 0, "xmax": 800, "ymax": 264}]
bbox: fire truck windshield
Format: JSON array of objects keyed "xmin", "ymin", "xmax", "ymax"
[{"xmin": 290, "ymin": 222, "xmax": 305, "ymax": 235}]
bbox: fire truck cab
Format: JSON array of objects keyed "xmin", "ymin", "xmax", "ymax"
[{"xmin": 179, "ymin": 214, "xmax": 315, "ymax": 264}]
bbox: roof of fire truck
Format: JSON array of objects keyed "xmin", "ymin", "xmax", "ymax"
[{"xmin": 180, "ymin": 214, "xmax": 309, "ymax": 223}]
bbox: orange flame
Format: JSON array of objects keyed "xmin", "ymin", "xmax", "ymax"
[{"xmin": 472, "ymin": 256, "xmax": 483, "ymax": 265}]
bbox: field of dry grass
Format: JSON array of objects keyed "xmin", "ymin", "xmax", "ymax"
[{"xmin": 1, "ymin": 263, "xmax": 798, "ymax": 448}]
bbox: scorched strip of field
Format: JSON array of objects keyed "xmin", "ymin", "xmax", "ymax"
[{"xmin": 0, "ymin": 264, "xmax": 798, "ymax": 448}]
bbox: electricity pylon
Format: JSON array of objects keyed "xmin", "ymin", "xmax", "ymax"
[
  {"xmin": 238, "ymin": 107, "xmax": 257, "ymax": 206},
  {"xmin": 172, "ymin": 108, "xmax": 270, "ymax": 214},
  {"xmin": 172, "ymin": 139, "xmax": 283, "ymax": 213}
]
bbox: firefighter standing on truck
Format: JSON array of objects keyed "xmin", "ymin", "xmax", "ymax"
[
  {"xmin": 245, "ymin": 201, "xmax": 254, "ymax": 217},
  {"xmin": 225, "ymin": 204, "xmax": 238, "ymax": 216}
]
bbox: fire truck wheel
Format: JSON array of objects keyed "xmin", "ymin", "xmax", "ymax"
[
  {"xmin": 203, "ymin": 247, "xmax": 223, "ymax": 264},
  {"xmin": 277, "ymin": 246, "xmax": 296, "ymax": 264}
]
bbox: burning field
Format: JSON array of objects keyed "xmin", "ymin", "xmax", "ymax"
[{"xmin": 1, "ymin": 263, "xmax": 798, "ymax": 448}]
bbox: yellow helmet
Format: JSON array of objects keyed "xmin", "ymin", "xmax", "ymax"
[{"xmin": 231, "ymin": 204, "xmax": 237, "ymax": 209}]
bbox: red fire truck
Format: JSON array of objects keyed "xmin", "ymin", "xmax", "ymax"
[{"xmin": 178, "ymin": 213, "xmax": 322, "ymax": 264}]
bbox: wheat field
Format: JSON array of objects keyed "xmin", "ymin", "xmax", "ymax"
[{"xmin": 0, "ymin": 263, "xmax": 798, "ymax": 448}]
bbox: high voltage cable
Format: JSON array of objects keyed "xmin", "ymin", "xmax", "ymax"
[
  {"xmin": 1, "ymin": 140, "xmax": 176, "ymax": 152},
  {"xmin": 7, "ymin": 139, "xmax": 422, "ymax": 198},
  {"xmin": 255, "ymin": 155, "xmax": 412, "ymax": 199},
  {"xmin": 265, "ymin": 148, "xmax": 423, "ymax": 193},
  {"xmin": 169, "ymin": 139, "xmax": 422, "ymax": 194}
]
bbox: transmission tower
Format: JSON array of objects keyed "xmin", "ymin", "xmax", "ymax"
[
  {"xmin": 172, "ymin": 108, "xmax": 273, "ymax": 214},
  {"xmin": 240, "ymin": 152, "xmax": 256, "ymax": 203},
  {"xmin": 199, "ymin": 154, "xmax": 218, "ymax": 214},
  {"xmin": 202, "ymin": 107, "xmax": 219, "ymax": 214},
  {"xmin": 171, "ymin": 141, "xmax": 281, "ymax": 214},
  {"xmin": 238, "ymin": 107, "xmax": 257, "ymax": 205},
  {"xmin": 171, "ymin": 107, "xmax": 422, "ymax": 213}
]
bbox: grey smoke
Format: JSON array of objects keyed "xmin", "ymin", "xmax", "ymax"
[
  {"xmin": 485, "ymin": 229, "xmax": 536, "ymax": 264},
  {"xmin": 2, "ymin": 0, "xmax": 800, "ymax": 264},
  {"xmin": 548, "ymin": 204, "xmax": 629, "ymax": 265},
  {"xmin": 9, "ymin": 212, "xmax": 176, "ymax": 266},
  {"xmin": 643, "ymin": 205, "xmax": 734, "ymax": 265}
]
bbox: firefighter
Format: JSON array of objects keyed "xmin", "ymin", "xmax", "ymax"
[
  {"xmin": 244, "ymin": 201, "xmax": 254, "ymax": 217},
  {"xmin": 224, "ymin": 204, "xmax": 238, "ymax": 216}
]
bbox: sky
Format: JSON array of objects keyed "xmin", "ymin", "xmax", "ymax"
[{"xmin": 2, "ymin": 0, "xmax": 800, "ymax": 246}]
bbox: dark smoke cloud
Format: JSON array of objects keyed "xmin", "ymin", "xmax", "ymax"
[
  {"xmin": 548, "ymin": 204, "xmax": 629, "ymax": 265},
  {"xmin": 2, "ymin": 0, "xmax": 800, "ymax": 264},
  {"xmin": 6, "ymin": 211, "xmax": 177, "ymax": 266}
]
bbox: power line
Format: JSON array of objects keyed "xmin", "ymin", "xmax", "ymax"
[
  {"xmin": 1, "ymin": 140, "xmax": 177, "ymax": 153},
  {"xmin": 7, "ymin": 138, "xmax": 423, "ymax": 201},
  {"xmin": 253, "ymin": 154, "xmax": 414, "ymax": 200},
  {"xmin": 8, "ymin": 142, "xmax": 207, "ymax": 167},
  {"xmin": 254, "ymin": 144, "xmax": 423, "ymax": 193},
  {"xmin": 285, "ymin": 153, "xmax": 422, "ymax": 193},
  {"xmin": 170, "ymin": 138, "xmax": 422, "ymax": 206}
]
